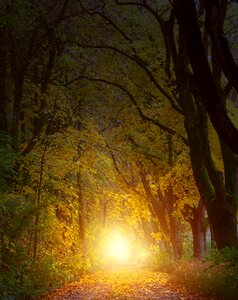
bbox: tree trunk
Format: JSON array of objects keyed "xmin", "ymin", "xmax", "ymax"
[
  {"xmin": 140, "ymin": 219, "xmax": 157, "ymax": 246},
  {"xmin": 157, "ymin": 0, "xmax": 238, "ymax": 250},
  {"xmin": 169, "ymin": 215, "xmax": 183, "ymax": 259},
  {"xmin": 186, "ymin": 200, "xmax": 206, "ymax": 258},
  {"xmin": 185, "ymin": 112, "xmax": 238, "ymax": 249},
  {"xmin": 0, "ymin": 28, "xmax": 8, "ymax": 132},
  {"xmin": 174, "ymin": 0, "xmax": 238, "ymax": 154},
  {"xmin": 166, "ymin": 188, "xmax": 183, "ymax": 259},
  {"xmin": 33, "ymin": 142, "xmax": 47, "ymax": 259},
  {"xmin": 208, "ymin": 205, "xmax": 237, "ymax": 249},
  {"xmin": 77, "ymin": 171, "xmax": 86, "ymax": 256},
  {"xmin": 139, "ymin": 169, "xmax": 170, "ymax": 238}
]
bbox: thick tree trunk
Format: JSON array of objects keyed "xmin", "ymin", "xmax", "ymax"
[
  {"xmin": 190, "ymin": 221, "xmax": 206, "ymax": 259},
  {"xmin": 140, "ymin": 219, "xmax": 158, "ymax": 246},
  {"xmin": 185, "ymin": 112, "xmax": 238, "ymax": 249},
  {"xmin": 186, "ymin": 200, "xmax": 206, "ymax": 258},
  {"xmin": 166, "ymin": 188, "xmax": 183, "ymax": 259},
  {"xmin": 210, "ymin": 139, "xmax": 238, "ymax": 249},
  {"xmin": 204, "ymin": 0, "xmax": 238, "ymax": 93},
  {"xmin": 174, "ymin": 0, "xmax": 238, "ymax": 155},
  {"xmin": 156, "ymin": 0, "xmax": 238, "ymax": 250},
  {"xmin": 139, "ymin": 169, "xmax": 170, "ymax": 238},
  {"xmin": 139, "ymin": 168, "xmax": 181, "ymax": 256},
  {"xmin": 208, "ymin": 205, "xmax": 237, "ymax": 249},
  {"xmin": 169, "ymin": 215, "xmax": 183, "ymax": 259}
]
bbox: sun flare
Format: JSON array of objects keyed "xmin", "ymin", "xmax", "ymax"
[
  {"xmin": 101, "ymin": 230, "xmax": 151, "ymax": 266},
  {"xmin": 105, "ymin": 232, "xmax": 130, "ymax": 264}
]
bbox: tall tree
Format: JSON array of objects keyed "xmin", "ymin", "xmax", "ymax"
[
  {"xmin": 74, "ymin": 0, "xmax": 238, "ymax": 248},
  {"xmin": 174, "ymin": 0, "xmax": 238, "ymax": 154}
]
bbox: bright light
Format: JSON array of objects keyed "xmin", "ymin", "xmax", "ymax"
[
  {"xmin": 137, "ymin": 247, "xmax": 149, "ymax": 262},
  {"xmin": 105, "ymin": 232, "xmax": 130, "ymax": 264},
  {"xmin": 101, "ymin": 229, "xmax": 151, "ymax": 266}
]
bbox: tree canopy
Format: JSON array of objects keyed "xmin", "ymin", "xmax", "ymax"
[{"xmin": 0, "ymin": 0, "xmax": 238, "ymax": 298}]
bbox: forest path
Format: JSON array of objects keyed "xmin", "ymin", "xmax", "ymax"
[{"xmin": 40, "ymin": 266, "xmax": 211, "ymax": 300}]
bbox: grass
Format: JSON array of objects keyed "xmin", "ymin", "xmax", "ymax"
[{"xmin": 161, "ymin": 259, "xmax": 238, "ymax": 300}]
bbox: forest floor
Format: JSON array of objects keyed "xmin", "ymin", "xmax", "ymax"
[{"xmin": 40, "ymin": 266, "xmax": 214, "ymax": 300}]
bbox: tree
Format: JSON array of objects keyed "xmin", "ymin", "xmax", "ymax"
[
  {"xmin": 84, "ymin": 0, "xmax": 237, "ymax": 249},
  {"xmin": 161, "ymin": 154, "xmax": 207, "ymax": 258},
  {"xmin": 174, "ymin": 0, "xmax": 238, "ymax": 154}
]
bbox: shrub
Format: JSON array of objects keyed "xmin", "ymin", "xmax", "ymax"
[{"xmin": 164, "ymin": 252, "xmax": 238, "ymax": 300}]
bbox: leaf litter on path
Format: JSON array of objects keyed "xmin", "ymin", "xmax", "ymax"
[{"xmin": 40, "ymin": 266, "xmax": 213, "ymax": 300}]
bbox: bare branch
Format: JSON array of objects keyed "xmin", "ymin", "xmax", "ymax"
[
  {"xmin": 66, "ymin": 75, "xmax": 188, "ymax": 145},
  {"xmin": 116, "ymin": 0, "xmax": 174, "ymax": 76},
  {"xmin": 127, "ymin": 136, "xmax": 161, "ymax": 166},
  {"xmin": 79, "ymin": 0, "xmax": 132, "ymax": 42},
  {"xmin": 61, "ymin": 41, "xmax": 183, "ymax": 114}
]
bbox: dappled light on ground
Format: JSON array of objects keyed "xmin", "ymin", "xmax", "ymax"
[{"xmin": 40, "ymin": 267, "xmax": 212, "ymax": 299}]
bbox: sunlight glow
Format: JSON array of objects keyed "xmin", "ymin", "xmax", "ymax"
[
  {"xmin": 101, "ymin": 229, "xmax": 151, "ymax": 266},
  {"xmin": 105, "ymin": 232, "xmax": 130, "ymax": 264}
]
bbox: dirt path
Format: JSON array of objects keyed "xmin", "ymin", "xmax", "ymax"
[{"xmin": 40, "ymin": 267, "xmax": 211, "ymax": 300}]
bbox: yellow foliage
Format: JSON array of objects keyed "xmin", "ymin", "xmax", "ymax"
[{"xmin": 160, "ymin": 152, "xmax": 200, "ymax": 217}]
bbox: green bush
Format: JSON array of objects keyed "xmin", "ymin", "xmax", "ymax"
[
  {"xmin": 0, "ymin": 194, "xmax": 87, "ymax": 299},
  {"xmin": 164, "ymin": 250, "xmax": 238, "ymax": 300},
  {"xmin": 0, "ymin": 132, "xmax": 19, "ymax": 193}
]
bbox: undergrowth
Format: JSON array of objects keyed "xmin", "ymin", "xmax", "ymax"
[{"xmin": 162, "ymin": 248, "xmax": 238, "ymax": 300}]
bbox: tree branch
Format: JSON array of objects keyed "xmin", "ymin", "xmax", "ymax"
[
  {"xmin": 204, "ymin": 0, "xmax": 238, "ymax": 94},
  {"xmin": 107, "ymin": 145, "xmax": 142, "ymax": 195},
  {"xmin": 116, "ymin": 0, "xmax": 173, "ymax": 77},
  {"xmin": 66, "ymin": 75, "xmax": 188, "ymax": 144},
  {"xmin": 61, "ymin": 41, "xmax": 183, "ymax": 114},
  {"xmin": 79, "ymin": 0, "xmax": 132, "ymax": 43},
  {"xmin": 174, "ymin": 0, "xmax": 238, "ymax": 154}
]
